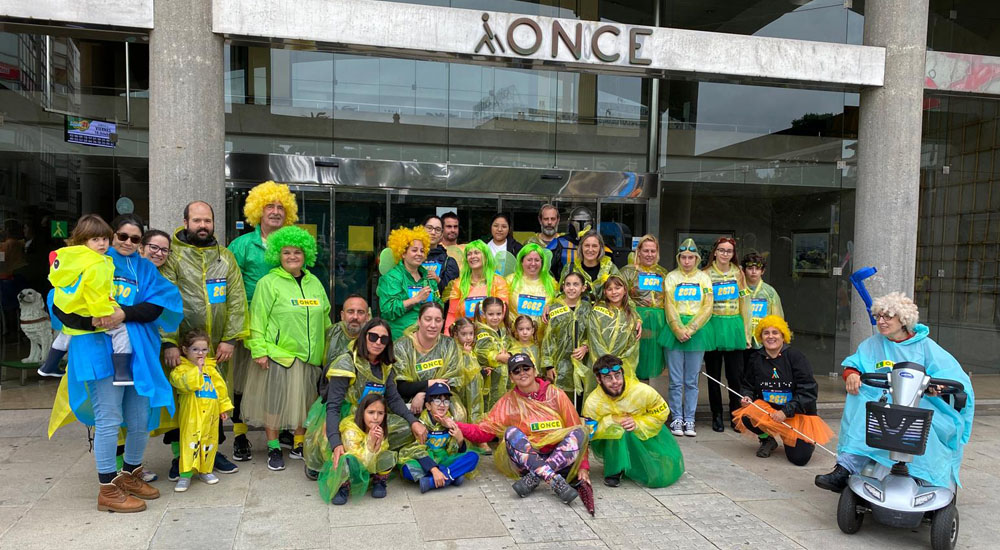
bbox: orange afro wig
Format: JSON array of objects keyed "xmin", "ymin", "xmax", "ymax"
[
  {"xmin": 387, "ymin": 226, "xmax": 431, "ymax": 261},
  {"xmin": 243, "ymin": 180, "xmax": 298, "ymax": 227}
]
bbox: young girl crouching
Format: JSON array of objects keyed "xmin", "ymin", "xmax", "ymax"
[
  {"xmin": 321, "ymin": 393, "xmax": 398, "ymax": 505},
  {"xmin": 169, "ymin": 329, "xmax": 234, "ymax": 492}
]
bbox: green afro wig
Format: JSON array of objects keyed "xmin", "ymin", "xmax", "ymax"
[{"xmin": 265, "ymin": 225, "xmax": 318, "ymax": 268}]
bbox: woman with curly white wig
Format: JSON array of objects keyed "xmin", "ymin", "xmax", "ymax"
[{"xmin": 815, "ymin": 292, "xmax": 974, "ymax": 493}]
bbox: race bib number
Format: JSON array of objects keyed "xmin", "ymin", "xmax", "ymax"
[
  {"xmin": 407, "ymin": 286, "xmax": 432, "ymax": 303},
  {"xmin": 113, "ymin": 276, "xmax": 138, "ymax": 306},
  {"xmin": 290, "ymin": 298, "xmax": 320, "ymax": 307},
  {"xmin": 206, "ymin": 278, "xmax": 227, "ymax": 304},
  {"xmin": 638, "ymin": 273, "xmax": 663, "ymax": 292},
  {"xmin": 415, "ymin": 358, "xmax": 444, "ymax": 373},
  {"xmin": 763, "ymin": 390, "xmax": 792, "ymax": 405},
  {"xmin": 529, "ymin": 419, "xmax": 563, "ymax": 432},
  {"xmin": 464, "ymin": 296, "xmax": 485, "ymax": 318},
  {"xmin": 713, "ymin": 280, "xmax": 739, "ymax": 301},
  {"xmin": 674, "ymin": 283, "xmax": 701, "ymax": 302},
  {"xmin": 422, "ymin": 262, "xmax": 441, "ymax": 277},
  {"xmin": 195, "ymin": 373, "xmax": 218, "ymax": 399},
  {"xmin": 517, "ymin": 294, "xmax": 545, "ymax": 316},
  {"xmin": 751, "ymin": 299, "xmax": 768, "ymax": 318},
  {"xmin": 427, "ymin": 429, "xmax": 450, "ymax": 450},
  {"xmin": 359, "ymin": 382, "xmax": 385, "ymax": 401}
]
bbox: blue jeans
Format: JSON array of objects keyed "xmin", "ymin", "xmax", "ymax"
[
  {"xmin": 86, "ymin": 376, "xmax": 150, "ymax": 474},
  {"xmin": 837, "ymin": 452, "xmax": 870, "ymax": 474},
  {"xmin": 666, "ymin": 349, "xmax": 704, "ymax": 423}
]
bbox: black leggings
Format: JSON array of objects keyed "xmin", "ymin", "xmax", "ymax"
[
  {"xmin": 704, "ymin": 350, "xmax": 744, "ymax": 416},
  {"xmin": 740, "ymin": 417, "xmax": 815, "ymax": 466}
]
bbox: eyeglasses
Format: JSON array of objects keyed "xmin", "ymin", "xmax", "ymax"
[
  {"xmin": 715, "ymin": 248, "xmax": 734, "ymax": 255},
  {"xmin": 116, "ymin": 232, "xmax": 142, "ymax": 244},
  {"xmin": 597, "ymin": 364, "xmax": 623, "ymax": 376},
  {"xmin": 873, "ymin": 313, "xmax": 896, "ymax": 321},
  {"xmin": 428, "ymin": 397, "xmax": 451, "ymax": 405},
  {"xmin": 678, "ymin": 245, "xmax": 697, "ymax": 253},
  {"xmin": 145, "ymin": 243, "xmax": 170, "ymax": 255},
  {"xmin": 424, "ymin": 225, "xmax": 443, "ymax": 234},
  {"xmin": 510, "ymin": 364, "xmax": 534, "ymax": 375},
  {"xmin": 366, "ymin": 332, "xmax": 391, "ymax": 345}
]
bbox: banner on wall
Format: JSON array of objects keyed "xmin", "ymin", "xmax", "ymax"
[{"xmin": 65, "ymin": 116, "xmax": 117, "ymax": 148}]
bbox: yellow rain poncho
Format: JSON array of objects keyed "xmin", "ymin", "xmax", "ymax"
[
  {"xmin": 704, "ymin": 263, "xmax": 751, "ymax": 350},
  {"xmin": 748, "ymin": 280, "xmax": 784, "ymax": 347},
  {"xmin": 474, "ymin": 322, "xmax": 510, "ymax": 410},
  {"xmin": 585, "ymin": 304, "xmax": 640, "ymax": 392},
  {"xmin": 559, "ymin": 256, "xmax": 619, "ymax": 302},
  {"xmin": 391, "ymin": 334, "xmax": 465, "ymax": 448},
  {"xmin": 169, "ymin": 357, "xmax": 234, "ymax": 475},
  {"xmin": 316, "ymin": 417, "xmax": 397, "ymax": 503},
  {"xmin": 620, "ymin": 263, "xmax": 670, "ymax": 379},
  {"xmin": 505, "ymin": 274, "xmax": 554, "ymax": 337},
  {"xmin": 49, "ymin": 245, "xmax": 117, "ymax": 330},
  {"xmin": 539, "ymin": 297, "xmax": 591, "ymax": 398},
  {"xmin": 659, "ymin": 268, "xmax": 714, "ymax": 351},
  {"xmin": 161, "ymin": 228, "xmax": 249, "ymax": 353},
  {"xmin": 582, "ymin": 379, "xmax": 683, "ymax": 488},
  {"xmin": 457, "ymin": 348, "xmax": 485, "ymax": 423}
]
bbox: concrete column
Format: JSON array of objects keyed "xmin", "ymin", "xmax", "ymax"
[
  {"xmin": 148, "ymin": 0, "xmax": 225, "ymax": 236},
  {"xmin": 851, "ymin": 0, "xmax": 929, "ymax": 350}
]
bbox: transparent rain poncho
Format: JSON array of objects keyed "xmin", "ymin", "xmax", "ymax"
[
  {"xmin": 620, "ymin": 263, "xmax": 670, "ymax": 379},
  {"xmin": 585, "ymin": 304, "xmax": 640, "ymax": 392},
  {"xmin": 539, "ymin": 296, "xmax": 591, "ymax": 398},
  {"xmin": 316, "ymin": 417, "xmax": 397, "ymax": 503},
  {"xmin": 474, "ymin": 321, "xmax": 510, "ymax": 411},
  {"xmin": 391, "ymin": 334, "xmax": 466, "ymax": 448},
  {"xmin": 559, "ymin": 255, "xmax": 619, "ymax": 303}
]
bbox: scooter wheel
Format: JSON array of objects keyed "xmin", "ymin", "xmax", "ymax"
[
  {"xmin": 930, "ymin": 502, "xmax": 959, "ymax": 550},
  {"xmin": 836, "ymin": 489, "xmax": 864, "ymax": 534}
]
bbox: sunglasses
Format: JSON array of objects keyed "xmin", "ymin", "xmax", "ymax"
[
  {"xmin": 145, "ymin": 243, "xmax": 170, "ymax": 255},
  {"xmin": 678, "ymin": 245, "xmax": 697, "ymax": 253},
  {"xmin": 510, "ymin": 364, "xmax": 534, "ymax": 375},
  {"xmin": 366, "ymin": 332, "xmax": 391, "ymax": 345},
  {"xmin": 597, "ymin": 364, "xmax": 623, "ymax": 376},
  {"xmin": 116, "ymin": 232, "xmax": 142, "ymax": 244}
]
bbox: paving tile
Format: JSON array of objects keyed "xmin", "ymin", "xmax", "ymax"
[
  {"xmin": 0, "ymin": 410, "xmax": 49, "ymax": 438},
  {"xmin": 150, "ymin": 505, "xmax": 241, "ymax": 549},
  {"xmin": 0, "ymin": 507, "xmax": 27, "ymax": 539},
  {"xmin": 587, "ymin": 515, "xmax": 715, "ymax": 550},
  {"xmin": 0, "ymin": 462, "xmax": 57, "ymax": 507},
  {"xmin": 657, "ymin": 493, "xmax": 803, "ymax": 550},
  {"xmin": 411, "ymin": 494, "xmax": 507, "ymax": 541},
  {"xmin": 570, "ymin": 479, "xmax": 668, "ymax": 520},
  {"xmin": 518, "ymin": 540, "xmax": 609, "ymax": 550},
  {"xmin": 642, "ymin": 472, "xmax": 717, "ymax": 497},
  {"xmin": 0, "ymin": 505, "xmax": 162, "ymax": 550},
  {"xmin": 479, "ymin": 468, "xmax": 599, "ymax": 544}
]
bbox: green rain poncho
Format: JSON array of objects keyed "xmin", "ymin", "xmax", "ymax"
[
  {"xmin": 324, "ymin": 321, "xmax": 358, "ymax": 371},
  {"xmin": 747, "ymin": 280, "xmax": 784, "ymax": 348},
  {"xmin": 585, "ymin": 304, "xmax": 640, "ymax": 394},
  {"xmin": 559, "ymin": 255, "xmax": 619, "ymax": 302},
  {"xmin": 161, "ymin": 228, "xmax": 249, "ymax": 351},
  {"xmin": 540, "ymin": 296, "xmax": 591, "ymax": 399},
  {"xmin": 316, "ymin": 417, "xmax": 397, "ymax": 503},
  {"xmin": 376, "ymin": 261, "xmax": 441, "ymax": 339},
  {"xmin": 474, "ymin": 322, "xmax": 510, "ymax": 411},
  {"xmin": 620, "ymin": 263, "xmax": 670, "ymax": 379},
  {"xmin": 582, "ymin": 379, "xmax": 683, "ymax": 488},
  {"xmin": 456, "ymin": 348, "xmax": 485, "ymax": 423},
  {"xmin": 391, "ymin": 334, "xmax": 465, "ymax": 448}
]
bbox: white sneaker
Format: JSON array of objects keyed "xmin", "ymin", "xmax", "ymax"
[
  {"xmin": 199, "ymin": 473, "xmax": 220, "ymax": 485},
  {"xmin": 683, "ymin": 422, "xmax": 697, "ymax": 437},
  {"xmin": 669, "ymin": 419, "xmax": 684, "ymax": 437},
  {"xmin": 174, "ymin": 477, "xmax": 191, "ymax": 492}
]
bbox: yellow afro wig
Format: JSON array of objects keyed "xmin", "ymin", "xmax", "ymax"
[
  {"xmin": 243, "ymin": 180, "xmax": 299, "ymax": 227},
  {"xmin": 754, "ymin": 314, "xmax": 792, "ymax": 343},
  {"xmin": 387, "ymin": 226, "xmax": 431, "ymax": 261}
]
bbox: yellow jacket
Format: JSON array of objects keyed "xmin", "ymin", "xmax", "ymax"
[
  {"xmin": 582, "ymin": 379, "xmax": 669, "ymax": 441},
  {"xmin": 169, "ymin": 357, "xmax": 233, "ymax": 474},
  {"xmin": 49, "ymin": 245, "xmax": 117, "ymax": 324}
]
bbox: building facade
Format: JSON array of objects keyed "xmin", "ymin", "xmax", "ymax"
[{"xmin": 1, "ymin": 0, "xmax": 998, "ymax": 375}]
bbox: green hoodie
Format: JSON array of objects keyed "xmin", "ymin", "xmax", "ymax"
[
  {"xmin": 249, "ymin": 266, "xmax": 332, "ymax": 367},
  {"xmin": 228, "ymin": 225, "xmax": 271, "ymax": 302},
  {"xmin": 376, "ymin": 260, "xmax": 441, "ymax": 339}
]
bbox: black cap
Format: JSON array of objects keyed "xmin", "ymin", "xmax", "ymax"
[
  {"xmin": 426, "ymin": 382, "xmax": 452, "ymax": 399},
  {"xmin": 508, "ymin": 353, "xmax": 535, "ymax": 371}
]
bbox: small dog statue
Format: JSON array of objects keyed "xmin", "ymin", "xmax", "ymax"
[{"xmin": 17, "ymin": 288, "xmax": 54, "ymax": 364}]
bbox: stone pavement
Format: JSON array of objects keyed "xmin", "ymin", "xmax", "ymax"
[{"xmin": 0, "ymin": 407, "xmax": 997, "ymax": 550}]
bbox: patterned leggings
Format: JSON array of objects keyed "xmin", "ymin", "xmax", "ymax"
[{"xmin": 504, "ymin": 426, "xmax": 584, "ymax": 482}]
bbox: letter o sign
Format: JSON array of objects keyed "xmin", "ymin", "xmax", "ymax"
[{"xmin": 507, "ymin": 18, "xmax": 542, "ymax": 56}]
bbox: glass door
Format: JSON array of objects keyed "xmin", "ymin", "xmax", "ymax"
[
  {"xmin": 331, "ymin": 189, "xmax": 389, "ymax": 315},
  {"xmin": 599, "ymin": 198, "xmax": 648, "ymax": 267}
]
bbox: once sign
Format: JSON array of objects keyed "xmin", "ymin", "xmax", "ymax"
[{"xmin": 474, "ymin": 13, "xmax": 653, "ymax": 66}]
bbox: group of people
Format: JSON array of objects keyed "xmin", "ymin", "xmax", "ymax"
[{"xmin": 38, "ymin": 180, "xmax": 974, "ymax": 517}]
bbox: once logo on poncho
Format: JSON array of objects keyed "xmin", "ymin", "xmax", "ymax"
[
  {"xmin": 529, "ymin": 419, "xmax": 562, "ymax": 432},
  {"xmin": 415, "ymin": 358, "xmax": 444, "ymax": 373},
  {"xmin": 290, "ymin": 298, "xmax": 320, "ymax": 307}
]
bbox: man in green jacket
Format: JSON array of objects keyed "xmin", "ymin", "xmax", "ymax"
[
  {"xmin": 227, "ymin": 180, "xmax": 299, "ymax": 461},
  {"xmin": 161, "ymin": 201, "xmax": 248, "ymax": 475}
]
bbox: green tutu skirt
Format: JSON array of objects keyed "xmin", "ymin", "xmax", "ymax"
[
  {"xmin": 658, "ymin": 314, "xmax": 714, "ymax": 352},
  {"xmin": 318, "ymin": 454, "xmax": 369, "ymax": 503},
  {"xmin": 705, "ymin": 314, "xmax": 747, "ymax": 351},
  {"xmin": 592, "ymin": 429, "xmax": 684, "ymax": 488},
  {"xmin": 635, "ymin": 307, "xmax": 666, "ymax": 379}
]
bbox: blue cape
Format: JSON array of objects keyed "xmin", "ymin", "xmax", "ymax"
[
  {"xmin": 839, "ymin": 324, "xmax": 975, "ymax": 487},
  {"xmin": 51, "ymin": 249, "xmax": 182, "ymax": 432}
]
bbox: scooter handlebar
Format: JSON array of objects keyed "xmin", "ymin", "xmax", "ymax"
[
  {"xmin": 927, "ymin": 377, "xmax": 965, "ymax": 395},
  {"xmin": 859, "ymin": 372, "xmax": 890, "ymax": 389}
]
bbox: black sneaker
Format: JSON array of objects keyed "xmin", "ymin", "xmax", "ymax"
[
  {"xmin": 232, "ymin": 434, "xmax": 252, "ymax": 462},
  {"xmin": 167, "ymin": 457, "xmax": 179, "ymax": 482},
  {"xmin": 604, "ymin": 472, "xmax": 623, "ymax": 487},
  {"xmin": 756, "ymin": 436, "xmax": 779, "ymax": 458},
  {"xmin": 289, "ymin": 445, "xmax": 304, "ymax": 460},
  {"xmin": 815, "ymin": 464, "xmax": 851, "ymax": 493},
  {"xmin": 512, "ymin": 471, "xmax": 541, "ymax": 498},
  {"xmin": 214, "ymin": 453, "xmax": 239, "ymax": 474},
  {"xmin": 331, "ymin": 484, "xmax": 349, "ymax": 505},
  {"xmin": 278, "ymin": 430, "xmax": 294, "ymax": 449},
  {"xmin": 550, "ymin": 474, "xmax": 579, "ymax": 504},
  {"xmin": 371, "ymin": 474, "xmax": 388, "ymax": 498},
  {"xmin": 305, "ymin": 465, "xmax": 319, "ymax": 481},
  {"xmin": 267, "ymin": 448, "xmax": 285, "ymax": 471}
]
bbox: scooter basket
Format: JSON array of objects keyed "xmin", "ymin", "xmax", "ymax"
[{"xmin": 865, "ymin": 401, "xmax": 934, "ymax": 455}]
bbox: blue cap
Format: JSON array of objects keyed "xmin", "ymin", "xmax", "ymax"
[{"xmin": 426, "ymin": 382, "xmax": 452, "ymax": 399}]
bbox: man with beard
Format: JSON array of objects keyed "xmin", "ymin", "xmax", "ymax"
[
  {"xmin": 161, "ymin": 201, "xmax": 248, "ymax": 477},
  {"xmin": 525, "ymin": 204, "xmax": 577, "ymax": 279},
  {"xmin": 422, "ymin": 215, "xmax": 460, "ymax": 294},
  {"xmin": 440, "ymin": 211, "xmax": 465, "ymax": 268},
  {"xmin": 582, "ymin": 354, "xmax": 684, "ymax": 488},
  {"xmin": 227, "ymin": 181, "xmax": 299, "ymax": 461}
]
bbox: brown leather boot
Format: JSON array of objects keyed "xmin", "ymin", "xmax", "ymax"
[
  {"xmin": 98, "ymin": 482, "xmax": 146, "ymax": 513},
  {"xmin": 112, "ymin": 468, "xmax": 160, "ymax": 500}
]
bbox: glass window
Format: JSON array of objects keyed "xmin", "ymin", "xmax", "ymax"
[
  {"xmin": 665, "ymin": 0, "xmax": 864, "ymax": 45},
  {"xmin": 928, "ymin": 0, "xmax": 1000, "ymax": 56}
]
